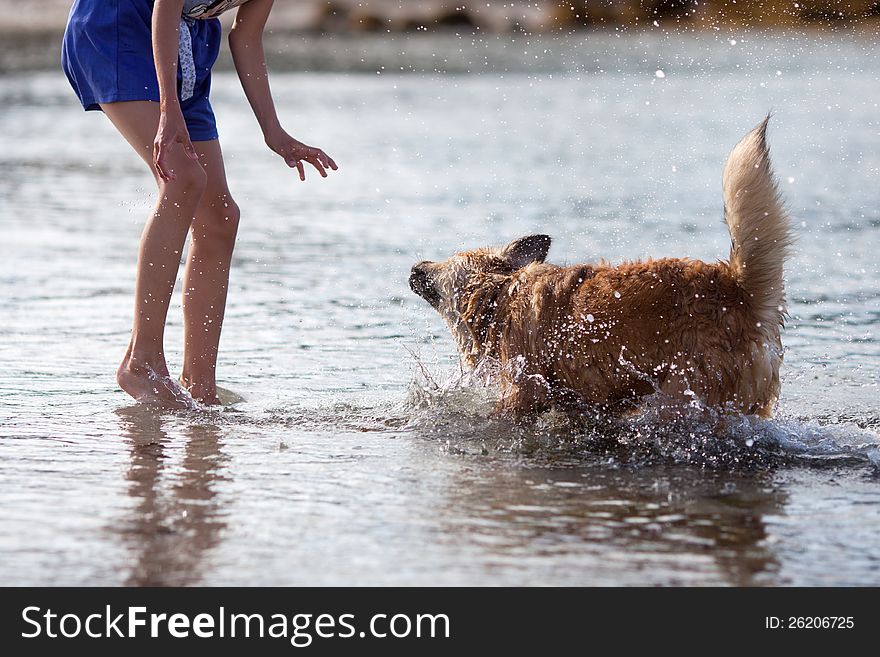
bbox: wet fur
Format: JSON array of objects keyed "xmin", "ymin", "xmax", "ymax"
[{"xmin": 410, "ymin": 117, "xmax": 793, "ymax": 419}]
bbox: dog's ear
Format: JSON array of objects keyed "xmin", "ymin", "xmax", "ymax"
[{"xmin": 502, "ymin": 235, "xmax": 551, "ymax": 269}]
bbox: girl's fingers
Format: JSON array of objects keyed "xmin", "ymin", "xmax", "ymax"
[
  {"xmin": 155, "ymin": 135, "xmax": 200, "ymax": 182},
  {"xmin": 316, "ymin": 152, "xmax": 331, "ymax": 170},
  {"xmin": 319, "ymin": 151, "xmax": 338, "ymax": 171},
  {"xmin": 182, "ymin": 138, "xmax": 199, "ymax": 162},
  {"xmin": 283, "ymin": 146, "xmax": 335, "ymax": 181},
  {"xmin": 154, "ymin": 143, "xmax": 170, "ymax": 182},
  {"xmin": 283, "ymin": 153, "xmax": 302, "ymax": 180},
  {"xmin": 154, "ymin": 140, "xmax": 190, "ymax": 182},
  {"xmin": 170, "ymin": 129, "xmax": 198, "ymax": 162},
  {"xmin": 307, "ymin": 156, "xmax": 327, "ymax": 178}
]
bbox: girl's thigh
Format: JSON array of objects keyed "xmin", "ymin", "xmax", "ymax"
[
  {"xmin": 101, "ymin": 101, "xmax": 204, "ymax": 185},
  {"xmin": 100, "ymin": 101, "xmax": 161, "ymax": 170},
  {"xmin": 191, "ymin": 139, "xmax": 234, "ymax": 204}
]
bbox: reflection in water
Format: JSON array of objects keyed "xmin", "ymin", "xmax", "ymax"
[
  {"xmin": 438, "ymin": 462, "xmax": 786, "ymax": 586},
  {"xmin": 114, "ymin": 407, "xmax": 229, "ymax": 586}
]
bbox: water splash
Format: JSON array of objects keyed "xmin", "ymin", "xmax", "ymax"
[{"xmin": 402, "ymin": 362, "xmax": 880, "ymax": 471}]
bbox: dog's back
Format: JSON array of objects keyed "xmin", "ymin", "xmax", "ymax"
[{"xmin": 495, "ymin": 256, "xmax": 777, "ymax": 415}]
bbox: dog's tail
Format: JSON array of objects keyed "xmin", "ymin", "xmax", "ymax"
[{"xmin": 723, "ymin": 116, "xmax": 793, "ymax": 329}]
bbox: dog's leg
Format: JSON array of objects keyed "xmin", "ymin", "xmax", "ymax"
[
  {"xmin": 653, "ymin": 368, "xmax": 713, "ymax": 422},
  {"xmin": 494, "ymin": 372, "xmax": 551, "ymax": 420}
]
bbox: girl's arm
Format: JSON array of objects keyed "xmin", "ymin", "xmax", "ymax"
[
  {"xmin": 152, "ymin": 0, "xmax": 199, "ymax": 181},
  {"xmin": 230, "ymin": 0, "xmax": 337, "ymax": 181}
]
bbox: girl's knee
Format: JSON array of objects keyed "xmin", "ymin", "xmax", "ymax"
[
  {"xmin": 193, "ymin": 196, "xmax": 241, "ymax": 246},
  {"xmin": 211, "ymin": 196, "xmax": 241, "ymax": 236},
  {"xmin": 219, "ymin": 197, "xmax": 241, "ymax": 229},
  {"xmin": 214, "ymin": 200, "xmax": 241, "ymax": 244},
  {"xmin": 162, "ymin": 158, "xmax": 208, "ymax": 197}
]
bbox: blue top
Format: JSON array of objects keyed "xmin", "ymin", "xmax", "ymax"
[{"xmin": 183, "ymin": 0, "xmax": 251, "ymax": 19}]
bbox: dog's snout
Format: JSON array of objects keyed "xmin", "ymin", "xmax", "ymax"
[
  {"xmin": 409, "ymin": 262, "xmax": 430, "ymax": 294},
  {"xmin": 409, "ymin": 262, "xmax": 441, "ymax": 306}
]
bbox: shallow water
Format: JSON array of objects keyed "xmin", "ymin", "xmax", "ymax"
[{"xmin": 1, "ymin": 32, "xmax": 879, "ymax": 586}]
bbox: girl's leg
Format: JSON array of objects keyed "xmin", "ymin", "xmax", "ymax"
[
  {"xmin": 101, "ymin": 101, "xmax": 207, "ymax": 406},
  {"xmin": 179, "ymin": 140, "xmax": 241, "ymax": 404}
]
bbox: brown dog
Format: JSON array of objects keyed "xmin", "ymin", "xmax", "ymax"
[{"xmin": 410, "ymin": 117, "xmax": 793, "ymax": 419}]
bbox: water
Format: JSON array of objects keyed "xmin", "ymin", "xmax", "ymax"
[{"xmin": 1, "ymin": 32, "xmax": 879, "ymax": 586}]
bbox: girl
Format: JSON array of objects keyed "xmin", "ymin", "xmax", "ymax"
[{"xmin": 62, "ymin": 0, "xmax": 337, "ymax": 406}]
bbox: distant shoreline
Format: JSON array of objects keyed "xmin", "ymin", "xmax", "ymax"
[
  {"xmin": 3, "ymin": 23, "xmax": 878, "ymax": 75},
  {"xmin": 3, "ymin": 0, "xmax": 880, "ymax": 34}
]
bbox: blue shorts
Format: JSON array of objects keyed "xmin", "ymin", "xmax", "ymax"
[{"xmin": 61, "ymin": 0, "xmax": 221, "ymax": 141}]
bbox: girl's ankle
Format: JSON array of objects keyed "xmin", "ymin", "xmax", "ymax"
[
  {"xmin": 123, "ymin": 350, "xmax": 169, "ymax": 376},
  {"xmin": 178, "ymin": 374, "xmax": 218, "ymax": 403}
]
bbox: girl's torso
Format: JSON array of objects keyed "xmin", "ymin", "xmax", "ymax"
[{"xmin": 183, "ymin": 0, "xmax": 251, "ymax": 19}]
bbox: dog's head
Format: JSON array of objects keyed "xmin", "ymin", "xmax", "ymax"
[{"xmin": 409, "ymin": 234, "xmax": 551, "ymax": 363}]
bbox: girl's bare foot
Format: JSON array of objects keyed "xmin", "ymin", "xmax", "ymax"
[
  {"xmin": 117, "ymin": 353, "xmax": 195, "ymax": 408},
  {"xmin": 179, "ymin": 376, "xmax": 221, "ymax": 406}
]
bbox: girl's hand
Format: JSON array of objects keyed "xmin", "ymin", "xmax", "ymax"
[
  {"xmin": 266, "ymin": 129, "xmax": 338, "ymax": 181},
  {"xmin": 153, "ymin": 106, "xmax": 199, "ymax": 182}
]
